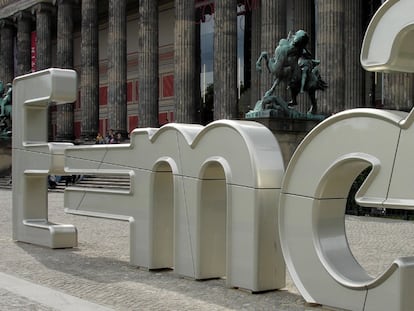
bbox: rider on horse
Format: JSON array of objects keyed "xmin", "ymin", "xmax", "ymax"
[{"xmin": 256, "ymin": 30, "xmax": 327, "ymax": 114}]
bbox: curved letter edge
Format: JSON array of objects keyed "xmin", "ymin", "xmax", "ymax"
[
  {"xmin": 361, "ymin": 0, "xmax": 414, "ymax": 73},
  {"xmin": 279, "ymin": 109, "xmax": 414, "ymax": 311}
]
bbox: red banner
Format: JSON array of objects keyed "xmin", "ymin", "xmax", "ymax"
[{"xmin": 31, "ymin": 31, "xmax": 36, "ymax": 72}]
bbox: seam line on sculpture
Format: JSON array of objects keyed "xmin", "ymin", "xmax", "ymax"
[
  {"xmin": 281, "ymin": 192, "xmax": 346, "ymax": 200},
  {"xmin": 74, "ymin": 148, "xmax": 110, "ymax": 210},
  {"xmin": 66, "ymin": 156, "xmax": 149, "ymax": 172},
  {"xmin": 75, "ymin": 184, "xmax": 87, "ymax": 211},
  {"xmin": 362, "ymin": 287, "xmax": 368, "ymax": 311},
  {"xmin": 172, "ymin": 174, "xmax": 282, "ymax": 192},
  {"xmin": 384, "ymin": 129, "xmax": 402, "ymax": 205},
  {"xmin": 176, "ymin": 131, "xmax": 196, "ymax": 275}
]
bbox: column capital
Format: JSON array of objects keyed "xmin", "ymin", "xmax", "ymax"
[
  {"xmin": 13, "ymin": 11, "xmax": 33, "ymax": 23},
  {"xmin": 53, "ymin": 0, "xmax": 79, "ymax": 6},
  {"xmin": 32, "ymin": 2, "xmax": 56, "ymax": 16},
  {"xmin": 0, "ymin": 18, "xmax": 14, "ymax": 29}
]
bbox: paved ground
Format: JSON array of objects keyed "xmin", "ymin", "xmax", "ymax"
[{"xmin": 1, "ymin": 189, "xmax": 414, "ymax": 311}]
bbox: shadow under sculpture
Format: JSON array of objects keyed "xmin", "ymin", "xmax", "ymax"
[
  {"xmin": 12, "ymin": 68, "xmax": 286, "ymax": 293},
  {"xmin": 247, "ymin": 30, "xmax": 327, "ymax": 120}
]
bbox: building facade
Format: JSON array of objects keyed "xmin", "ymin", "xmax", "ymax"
[{"xmin": 0, "ymin": 0, "xmax": 412, "ymax": 142}]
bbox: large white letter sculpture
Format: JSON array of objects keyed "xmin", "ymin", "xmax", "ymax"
[
  {"xmin": 13, "ymin": 0, "xmax": 414, "ymax": 306},
  {"xmin": 64, "ymin": 120, "xmax": 285, "ymax": 292},
  {"xmin": 12, "ymin": 69, "xmax": 286, "ymax": 293},
  {"xmin": 12, "ymin": 69, "xmax": 78, "ymax": 248},
  {"xmin": 279, "ymin": 0, "xmax": 414, "ymax": 310}
]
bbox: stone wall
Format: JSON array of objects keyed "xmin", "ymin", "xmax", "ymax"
[{"xmin": 248, "ymin": 117, "xmax": 321, "ymax": 167}]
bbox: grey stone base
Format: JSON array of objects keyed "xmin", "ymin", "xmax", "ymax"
[{"xmin": 246, "ymin": 116, "xmax": 324, "ymax": 167}]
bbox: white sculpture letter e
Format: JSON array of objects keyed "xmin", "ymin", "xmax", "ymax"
[{"xmin": 12, "ymin": 69, "xmax": 78, "ymax": 248}]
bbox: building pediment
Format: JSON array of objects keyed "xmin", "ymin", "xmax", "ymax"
[{"xmin": 0, "ymin": 0, "xmax": 53, "ymax": 19}]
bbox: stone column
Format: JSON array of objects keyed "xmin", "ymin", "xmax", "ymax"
[
  {"xmin": 138, "ymin": 0, "xmax": 159, "ymax": 127},
  {"xmin": 56, "ymin": 0, "xmax": 74, "ymax": 69},
  {"xmin": 174, "ymin": 0, "xmax": 197, "ymax": 123},
  {"xmin": 291, "ymin": 0, "xmax": 313, "ymax": 114},
  {"xmin": 243, "ymin": 9, "xmax": 251, "ymax": 90},
  {"xmin": 194, "ymin": 22, "xmax": 201, "ymax": 123},
  {"xmin": 344, "ymin": 0, "xmax": 365, "ymax": 110},
  {"xmin": 291, "ymin": 0, "xmax": 313, "ymax": 49},
  {"xmin": 260, "ymin": 0, "xmax": 287, "ymax": 98},
  {"xmin": 315, "ymin": 0, "xmax": 345, "ymax": 115},
  {"xmin": 213, "ymin": 0, "xmax": 238, "ymax": 120},
  {"xmin": 33, "ymin": 3, "xmax": 54, "ymax": 140},
  {"xmin": 33, "ymin": 3, "xmax": 54, "ymax": 71},
  {"xmin": 14, "ymin": 12, "xmax": 32, "ymax": 77},
  {"xmin": 56, "ymin": 0, "xmax": 75, "ymax": 142},
  {"xmin": 107, "ymin": 0, "xmax": 127, "ymax": 136},
  {"xmin": 383, "ymin": 73, "xmax": 414, "ymax": 111},
  {"xmin": 81, "ymin": 0, "xmax": 99, "ymax": 141},
  {"xmin": 250, "ymin": 3, "xmax": 261, "ymax": 104},
  {"xmin": 0, "ymin": 19, "xmax": 14, "ymax": 84}
]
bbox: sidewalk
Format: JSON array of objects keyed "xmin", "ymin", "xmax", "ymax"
[{"xmin": 1, "ymin": 189, "xmax": 414, "ymax": 310}]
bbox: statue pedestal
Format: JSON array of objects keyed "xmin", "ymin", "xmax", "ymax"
[
  {"xmin": 246, "ymin": 116, "xmax": 323, "ymax": 167},
  {"xmin": 245, "ymin": 109, "xmax": 283, "ymax": 118}
]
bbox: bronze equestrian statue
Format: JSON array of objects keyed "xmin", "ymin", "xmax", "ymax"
[{"xmin": 256, "ymin": 30, "xmax": 327, "ymax": 114}]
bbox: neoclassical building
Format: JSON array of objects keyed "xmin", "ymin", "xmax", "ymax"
[{"xmin": 0, "ymin": 0, "xmax": 412, "ymax": 142}]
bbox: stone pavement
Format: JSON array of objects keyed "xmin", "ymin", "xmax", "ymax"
[{"xmin": 1, "ymin": 189, "xmax": 414, "ymax": 311}]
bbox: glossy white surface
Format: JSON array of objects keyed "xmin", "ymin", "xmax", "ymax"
[
  {"xmin": 280, "ymin": 108, "xmax": 414, "ymax": 310},
  {"xmin": 361, "ymin": 0, "xmax": 414, "ymax": 72},
  {"xmin": 12, "ymin": 69, "xmax": 78, "ymax": 248},
  {"xmin": 281, "ymin": 2, "xmax": 414, "ymax": 308},
  {"xmin": 63, "ymin": 120, "xmax": 285, "ymax": 292},
  {"xmin": 12, "ymin": 70, "xmax": 286, "ymax": 291}
]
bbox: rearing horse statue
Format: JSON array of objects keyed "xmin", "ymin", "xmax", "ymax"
[
  {"xmin": 0, "ymin": 81, "xmax": 12, "ymax": 136},
  {"xmin": 256, "ymin": 30, "xmax": 327, "ymax": 114}
]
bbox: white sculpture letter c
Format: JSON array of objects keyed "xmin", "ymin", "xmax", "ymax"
[
  {"xmin": 279, "ymin": 109, "xmax": 414, "ymax": 311},
  {"xmin": 280, "ymin": 1, "xmax": 414, "ymax": 309}
]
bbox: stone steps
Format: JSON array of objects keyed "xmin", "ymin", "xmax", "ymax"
[
  {"xmin": 73, "ymin": 175, "xmax": 130, "ymax": 191},
  {"xmin": 0, "ymin": 176, "xmax": 11, "ymax": 190},
  {"xmin": 0, "ymin": 175, "xmax": 130, "ymax": 192}
]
